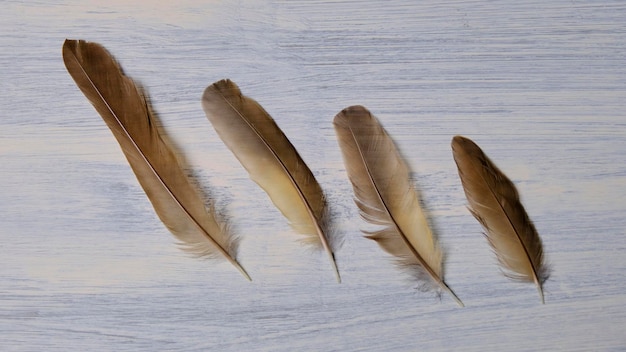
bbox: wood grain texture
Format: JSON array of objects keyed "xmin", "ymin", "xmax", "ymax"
[{"xmin": 1, "ymin": 1, "xmax": 625, "ymax": 351}]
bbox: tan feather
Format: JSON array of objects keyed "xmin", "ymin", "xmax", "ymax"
[
  {"xmin": 62, "ymin": 40, "xmax": 249, "ymax": 280},
  {"xmin": 201, "ymin": 79, "xmax": 340, "ymax": 282},
  {"xmin": 451, "ymin": 135, "xmax": 548, "ymax": 303},
  {"xmin": 334, "ymin": 106, "xmax": 463, "ymax": 306}
]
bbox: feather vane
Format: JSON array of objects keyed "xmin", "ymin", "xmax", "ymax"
[
  {"xmin": 334, "ymin": 105, "xmax": 462, "ymax": 306},
  {"xmin": 201, "ymin": 79, "xmax": 340, "ymax": 282},
  {"xmin": 451, "ymin": 135, "xmax": 548, "ymax": 303},
  {"xmin": 62, "ymin": 39, "xmax": 249, "ymax": 280}
]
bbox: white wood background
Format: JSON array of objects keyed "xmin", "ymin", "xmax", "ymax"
[{"xmin": 1, "ymin": 1, "xmax": 625, "ymax": 351}]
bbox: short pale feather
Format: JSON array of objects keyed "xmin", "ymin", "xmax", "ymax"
[
  {"xmin": 62, "ymin": 40, "xmax": 249, "ymax": 280},
  {"xmin": 334, "ymin": 106, "xmax": 462, "ymax": 306},
  {"xmin": 452, "ymin": 135, "xmax": 548, "ymax": 303},
  {"xmin": 201, "ymin": 79, "xmax": 339, "ymax": 282}
]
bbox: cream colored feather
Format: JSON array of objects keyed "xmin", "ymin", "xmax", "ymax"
[
  {"xmin": 334, "ymin": 106, "xmax": 462, "ymax": 306},
  {"xmin": 452, "ymin": 135, "xmax": 548, "ymax": 303},
  {"xmin": 62, "ymin": 40, "xmax": 249, "ymax": 280},
  {"xmin": 201, "ymin": 79, "xmax": 340, "ymax": 282}
]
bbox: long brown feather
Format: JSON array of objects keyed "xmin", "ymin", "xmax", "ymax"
[
  {"xmin": 201, "ymin": 79, "xmax": 340, "ymax": 282},
  {"xmin": 451, "ymin": 135, "xmax": 548, "ymax": 303},
  {"xmin": 334, "ymin": 106, "xmax": 463, "ymax": 306},
  {"xmin": 62, "ymin": 40, "xmax": 249, "ymax": 280}
]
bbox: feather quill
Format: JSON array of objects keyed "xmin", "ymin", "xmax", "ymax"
[
  {"xmin": 201, "ymin": 79, "xmax": 340, "ymax": 282},
  {"xmin": 62, "ymin": 40, "xmax": 249, "ymax": 280},
  {"xmin": 451, "ymin": 135, "xmax": 548, "ymax": 303},
  {"xmin": 334, "ymin": 106, "xmax": 463, "ymax": 306}
]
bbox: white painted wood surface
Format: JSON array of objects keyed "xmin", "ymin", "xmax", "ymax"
[{"xmin": 1, "ymin": 1, "xmax": 625, "ymax": 351}]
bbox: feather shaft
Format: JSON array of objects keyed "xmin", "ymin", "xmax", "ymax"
[
  {"xmin": 62, "ymin": 40, "xmax": 249, "ymax": 280},
  {"xmin": 202, "ymin": 79, "xmax": 339, "ymax": 282},
  {"xmin": 451, "ymin": 135, "xmax": 547, "ymax": 303},
  {"xmin": 334, "ymin": 106, "xmax": 462, "ymax": 306}
]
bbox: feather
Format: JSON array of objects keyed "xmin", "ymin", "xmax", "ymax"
[
  {"xmin": 451, "ymin": 135, "xmax": 548, "ymax": 303},
  {"xmin": 62, "ymin": 40, "xmax": 250, "ymax": 280},
  {"xmin": 201, "ymin": 79, "xmax": 340, "ymax": 282},
  {"xmin": 334, "ymin": 106, "xmax": 463, "ymax": 306}
]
